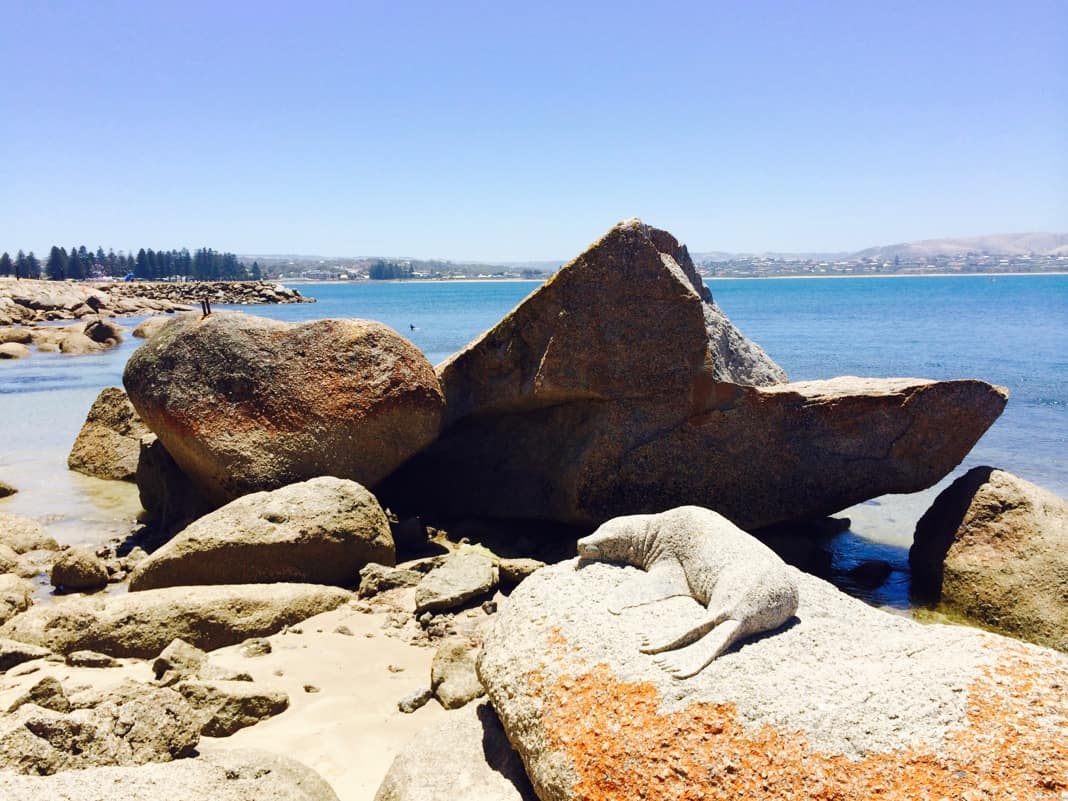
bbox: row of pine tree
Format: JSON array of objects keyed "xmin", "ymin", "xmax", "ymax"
[{"xmin": 0, "ymin": 246, "xmax": 261, "ymax": 281}]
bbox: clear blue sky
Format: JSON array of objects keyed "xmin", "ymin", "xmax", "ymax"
[{"xmin": 2, "ymin": 0, "xmax": 1065, "ymax": 260}]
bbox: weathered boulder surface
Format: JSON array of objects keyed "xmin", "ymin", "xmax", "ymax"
[
  {"xmin": 374, "ymin": 702, "xmax": 537, "ymax": 801},
  {"xmin": 129, "ymin": 476, "xmax": 395, "ymax": 590},
  {"xmin": 478, "ymin": 546, "xmax": 1068, "ymax": 799},
  {"xmin": 911, "ymin": 467, "xmax": 1068, "ymax": 652},
  {"xmin": 384, "ymin": 220, "xmax": 1007, "ymax": 530},
  {"xmin": 123, "ymin": 311, "xmax": 444, "ymax": 506},
  {"xmin": 0, "ymin": 583, "xmax": 350, "ymax": 657},
  {"xmin": 0, "ymin": 747, "xmax": 340, "ymax": 800},
  {"xmin": 67, "ymin": 387, "xmax": 149, "ymax": 481},
  {"xmin": 50, "ymin": 546, "xmax": 109, "ymax": 593},
  {"xmin": 0, "ymin": 680, "xmax": 199, "ymax": 774}
]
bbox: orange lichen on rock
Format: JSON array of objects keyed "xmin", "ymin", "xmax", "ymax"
[{"xmin": 536, "ymin": 652, "xmax": 1067, "ymax": 800}]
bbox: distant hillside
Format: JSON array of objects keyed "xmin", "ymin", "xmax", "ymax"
[{"xmin": 852, "ymin": 233, "xmax": 1068, "ymax": 261}]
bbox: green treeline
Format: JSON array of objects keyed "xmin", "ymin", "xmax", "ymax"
[
  {"xmin": 0, "ymin": 245, "xmax": 261, "ymax": 282},
  {"xmin": 367, "ymin": 260, "xmax": 414, "ymax": 280}
]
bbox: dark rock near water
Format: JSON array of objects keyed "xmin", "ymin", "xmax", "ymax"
[
  {"xmin": 67, "ymin": 387, "xmax": 149, "ymax": 481},
  {"xmin": 135, "ymin": 433, "xmax": 214, "ymax": 537},
  {"xmin": 911, "ymin": 467, "xmax": 1068, "ymax": 652},
  {"xmin": 123, "ymin": 311, "xmax": 444, "ymax": 507},
  {"xmin": 50, "ymin": 547, "xmax": 109, "ymax": 593},
  {"xmin": 384, "ymin": 220, "xmax": 1007, "ymax": 531}
]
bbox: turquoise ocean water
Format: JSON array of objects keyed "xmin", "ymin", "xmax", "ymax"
[{"xmin": 1, "ymin": 275, "xmax": 1065, "ymax": 608}]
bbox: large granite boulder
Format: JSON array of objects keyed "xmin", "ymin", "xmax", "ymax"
[
  {"xmin": 911, "ymin": 467, "xmax": 1068, "ymax": 652},
  {"xmin": 478, "ymin": 518, "xmax": 1068, "ymax": 800},
  {"xmin": 374, "ymin": 702, "xmax": 537, "ymax": 801},
  {"xmin": 385, "ymin": 220, "xmax": 1007, "ymax": 530},
  {"xmin": 0, "ymin": 583, "xmax": 350, "ymax": 657},
  {"xmin": 123, "ymin": 311, "xmax": 444, "ymax": 506},
  {"xmin": 0, "ymin": 680, "xmax": 199, "ymax": 774},
  {"xmin": 0, "ymin": 748, "xmax": 341, "ymax": 800},
  {"xmin": 129, "ymin": 476, "xmax": 395, "ymax": 590},
  {"xmin": 67, "ymin": 387, "xmax": 149, "ymax": 481}
]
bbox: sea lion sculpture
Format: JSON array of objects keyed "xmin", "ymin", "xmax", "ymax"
[{"xmin": 577, "ymin": 506, "xmax": 799, "ymax": 678}]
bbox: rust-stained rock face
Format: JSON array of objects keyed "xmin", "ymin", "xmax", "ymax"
[
  {"xmin": 911, "ymin": 467, "xmax": 1068, "ymax": 652},
  {"xmin": 477, "ymin": 554, "xmax": 1068, "ymax": 801},
  {"xmin": 123, "ymin": 311, "xmax": 444, "ymax": 506},
  {"xmin": 384, "ymin": 220, "xmax": 1007, "ymax": 530}
]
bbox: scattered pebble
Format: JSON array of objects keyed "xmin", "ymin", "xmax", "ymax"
[
  {"xmin": 481, "ymin": 600, "xmax": 498, "ymax": 615},
  {"xmin": 274, "ymin": 669, "xmax": 285, "ymax": 677},
  {"xmin": 240, "ymin": 638, "xmax": 272, "ymax": 657},
  {"xmin": 334, "ymin": 625, "xmax": 354, "ymax": 636},
  {"xmin": 387, "ymin": 664, "xmax": 405, "ymax": 673},
  {"xmin": 303, "ymin": 684, "xmax": 321, "ymax": 694}
]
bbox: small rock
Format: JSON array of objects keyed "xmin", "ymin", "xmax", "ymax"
[
  {"xmin": 0, "ymin": 342, "xmax": 31, "ymax": 359},
  {"xmin": 66, "ymin": 650, "xmax": 120, "ymax": 669},
  {"xmin": 303, "ymin": 684, "xmax": 320, "ymax": 694},
  {"xmin": 397, "ymin": 688, "xmax": 433, "ymax": 714},
  {"xmin": 414, "ymin": 552, "xmax": 498, "ymax": 614},
  {"xmin": 176, "ymin": 680, "xmax": 289, "ymax": 737},
  {"xmin": 153, "ymin": 638, "xmax": 207, "ymax": 685},
  {"xmin": 240, "ymin": 637, "xmax": 272, "ymax": 658},
  {"xmin": 498, "ymin": 557, "xmax": 546, "ymax": 590},
  {"xmin": 0, "ymin": 480, "xmax": 16, "ymax": 499},
  {"xmin": 430, "ymin": 638, "xmax": 485, "ymax": 710},
  {"xmin": 334, "ymin": 625, "xmax": 354, "ymax": 636},
  {"xmin": 358, "ymin": 563, "xmax": 422, "ymax": 598},
  {"xmin": 0, "ymin": 575, "xmax": 34, "ymax": 626},
  {"xmin": 50, "ymin": 547, "xmax": 109, "ymax": 593},
  {"xmin": 481, "ymin": 600, "xmax": 498, "ymax": 615},
  {"xmin": 0, "ymin": 638, "xmax": 52, "ymax": 671},
  {"xmin": 387, "ymin": 664, "xmax": 405, "ymax": 673},
  {"xmin": 844, "ymin": 559, "xmax": 893, "ymax": 589},
  {"xmin": 7, "ymin": 675, "xmax": 70, "ymax": 714}
]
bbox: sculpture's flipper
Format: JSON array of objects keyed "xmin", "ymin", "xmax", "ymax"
[
  {"xmin": 653, "ymin": 619, "xmax": 743, "ymax": 679},
  {"xmin": 606, "ymin": 558, "xmax": 690, "ymax": 615},
  {"xmin": 638, "ymin": 604, "xmax": 730, "ymax": 654}
]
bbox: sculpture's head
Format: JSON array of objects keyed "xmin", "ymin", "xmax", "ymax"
[{"xmin": 577, "ymin": 516, "xmax": 646, "ymax": 566}]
